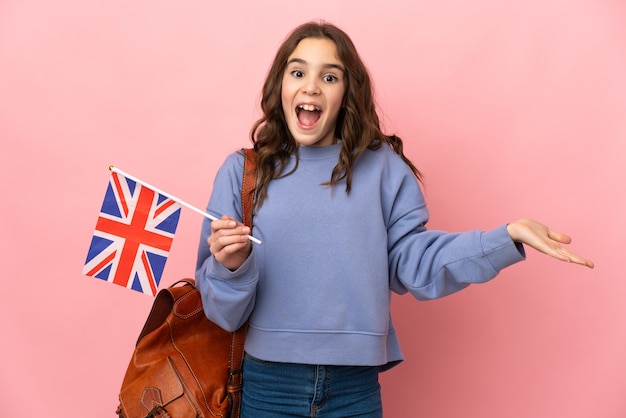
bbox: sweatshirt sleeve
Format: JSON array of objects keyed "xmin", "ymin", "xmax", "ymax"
[
  {"xmin": 194, "ymin": 152, "xmax": 259, "ymax": 331},
  {"xmin": 385, "ymin": 159, "xmax": 526, "ymax": 300}
]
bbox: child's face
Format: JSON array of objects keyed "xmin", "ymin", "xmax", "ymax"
[{"xmin": 281, "ymin": 37, "xmax": 346, "ymax": 147}]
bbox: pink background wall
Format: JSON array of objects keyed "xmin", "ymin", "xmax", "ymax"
[{"xmin": 1, "ymin": 0, "xmax": 624, "ymax": 416}]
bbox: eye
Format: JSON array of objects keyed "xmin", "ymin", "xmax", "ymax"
[
  {"xmin": 290, "ymin": 70, "xmax": 304, "ymax": 78},
  {"xmin": 323, "ymin": 74, "xmax": 338, "ymax": 83}
]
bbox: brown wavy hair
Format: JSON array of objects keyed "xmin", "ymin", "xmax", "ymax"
[{"xmin": 248, "ymin": 21, "xmax": 421, "ymax": 208}]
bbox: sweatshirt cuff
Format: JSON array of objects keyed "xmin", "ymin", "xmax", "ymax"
[
  {"xmin": 208, "ymin": 246, "xmax": 258, "ymax": 286},
  {"xmin": 481, "ymin": 224, "xmax": 526, "ymax": 273}
]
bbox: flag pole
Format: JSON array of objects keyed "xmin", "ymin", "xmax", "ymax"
[{"xmin": 109, "ymin": 166, "xmax": 262, "ymax": 245}]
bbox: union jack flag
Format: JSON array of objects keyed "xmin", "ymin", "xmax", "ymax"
[{"xmin": 83, "ymin": 171, "xmax": 181, "ymax": 296}]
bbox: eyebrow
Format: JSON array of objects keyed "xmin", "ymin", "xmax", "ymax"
[{"xmin": 286, "ymin": 58, "xmax": 345, "ymax": 73}]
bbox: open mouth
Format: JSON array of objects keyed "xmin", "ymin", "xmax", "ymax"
[{"xmin": 296, "ymin": 104, "xmax": 321, "ymax": 127}]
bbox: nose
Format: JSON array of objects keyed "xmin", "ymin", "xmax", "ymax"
[{"xmin": 302, "ymin": 77, "xmax": 320, "ymax": 95}]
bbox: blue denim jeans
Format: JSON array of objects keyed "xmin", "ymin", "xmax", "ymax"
[{"xmin": 241, "ymin": 353, "xmax": 383, "ymax": 417}]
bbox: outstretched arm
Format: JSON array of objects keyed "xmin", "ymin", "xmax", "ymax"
[{"xmin": 506, "ymin": 219, "xmax": 594, "ymax": 268}]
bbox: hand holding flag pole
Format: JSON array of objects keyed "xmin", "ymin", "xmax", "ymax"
[{"xmin": 109, "ymin": 166, "xmax": 262, "ymax": 245}]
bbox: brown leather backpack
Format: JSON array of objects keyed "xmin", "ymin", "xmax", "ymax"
[{"xmin": 116, "ymin": 149, "xmax": 256, "ymax": 418}]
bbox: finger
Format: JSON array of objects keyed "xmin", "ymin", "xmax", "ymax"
[
  {"xmin": 565, "ymin": 252, "xmax": 595, "ymax": 268},
  {"xmin": 210, "ymin": 231, "xmax": 249, "ymax": 258},
  {"xmin": 216, "ymin": 236, "xmax": 249, "ymax": 254},
  {"xmin": 546, "ymin": 229, "xmax": 572, "ymax": 245},
  {"xmin": 211, "ymin": 224, "xmax": 251, "ymax": 245},
  {"xmin": 551, "ymin": 246, "xmax": 595, "ymax": 269},
  {"xmin": 539, "ymin": 245, "xmax": 572, "ymax": 263},
  {"xmin": 211, "ymin": 218, "xmax": 239, "ymax": 234}
]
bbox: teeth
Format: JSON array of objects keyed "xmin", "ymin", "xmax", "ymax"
[{"xmin": 299, "ymin": 104, "xmax": 320, "ymax": 112}]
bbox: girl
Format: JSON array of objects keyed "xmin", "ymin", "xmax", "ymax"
[{"xmin": 195, "ymin": 21, "xmax": 593, "ymax": 418}]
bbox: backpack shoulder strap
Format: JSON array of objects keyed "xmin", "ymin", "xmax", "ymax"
[
  {"xmin": 241, "ymin": 148, "xmax": 256, "ymax": 229},
  {"xmin": 228, "ymin": 148, "xmax": 256, "ymax": 416}
]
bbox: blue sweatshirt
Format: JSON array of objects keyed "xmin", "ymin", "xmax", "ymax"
[{"xmin": 195, "ymin": 142, "xmax": 525, "ymax": 369}]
